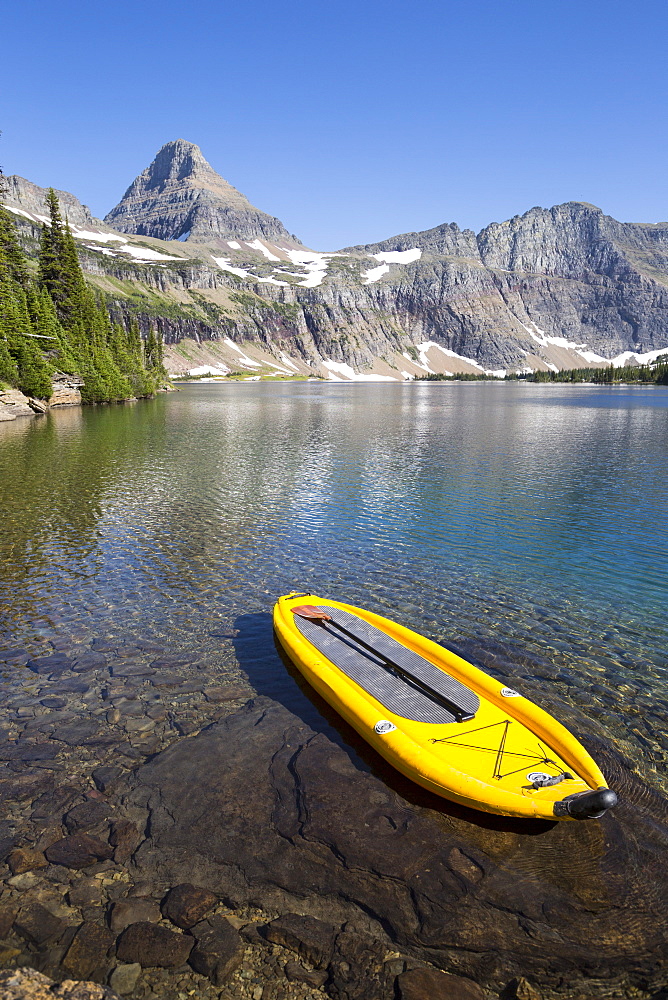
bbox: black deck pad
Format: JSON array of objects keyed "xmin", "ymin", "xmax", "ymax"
[{"xmin": 293, "ymin": 606, "xmax": 480, "ymax": 724}]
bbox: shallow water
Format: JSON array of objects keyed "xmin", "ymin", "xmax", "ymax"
[{"xmin": 1, "ymin": 382, "xmax": 667, "ymax": 788}]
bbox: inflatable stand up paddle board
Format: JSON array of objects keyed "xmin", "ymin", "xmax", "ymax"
[{"xmin": 273, "ymin": 593, "xmax": 618, "ymax": 821}]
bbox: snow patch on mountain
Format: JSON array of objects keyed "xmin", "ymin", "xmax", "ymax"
[
  {"xmin": 223, "ymin": 338, "xmax": 262, "ymax": 368},
  {"xmin": 279, "ymin": 353, "xmax": 300, "ymax": 371},
  {"xmin": 116, "ymin": 244, "xmax": 182, "ymax": 262},
  {"xmin": 245, "ymin": 239, "xmax": 281, "ymax": 261},
  {"xmin": 279, "ymin": 248, "xmax": 344, "ymax": 288},
  {"xmin": 212, "ymin": 257, "xmax": 249, "ymax": 278},
  {"xmin": 416, "ymin": 342, "xmax": 485, "ymax": 372},
  {"xmin": 256, "ymin": 276, "xmax": 289, "ymax": 286},
  {"xmin": 520, "ymin": 319, "xmax": 607, "ymax": 362},
  {"xmin": 363, "ymin": 247, "xmax": 422, "ymax": 283},
  {"xmin": 322, "ymin": 360, "xmax": 397, "ymax": 381},
  {"xmin": 188, "ymin": 365, "xmax": 230, "ymax": 376},
  {"xmin": 610, "ymin": 347, "xmax": 668, "ymax": 367},
  {"xmin": 372, "ymin": 248, "xmax": 422, "ymax": 264},
  {"xmin": 362, "ymin": 263, "xmax": 390, "ymax": 284}
]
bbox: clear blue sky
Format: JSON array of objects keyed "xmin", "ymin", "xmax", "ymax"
[{"xmin": 2, "ymin": 0, "xmax": 667, "ymax": 249}]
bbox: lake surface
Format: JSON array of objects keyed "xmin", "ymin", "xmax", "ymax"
[{"xmin": 1, "ymin": 382, "xmax": 667, "ymax": 788}]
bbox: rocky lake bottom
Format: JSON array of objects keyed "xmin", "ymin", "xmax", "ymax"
[{"xmin": 0, "ymin": 383, "xmax": 667, "ymax": 999}]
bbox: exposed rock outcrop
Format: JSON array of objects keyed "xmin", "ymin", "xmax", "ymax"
[
  {"xmin": 2, "ymin": 176, "xmax": 99, "ymax": 229},
  {"xmin": 104, "ymin": 140, "xmax": 301, "ymax": 248},
  {"xmin": 0, "ymin": 389, "xmax": 37, "ymax": 418}
]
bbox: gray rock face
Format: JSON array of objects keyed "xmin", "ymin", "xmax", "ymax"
[
  {"xmin": 3, "ymin": 175, "xmax": 97, "ymax": 228},
  {"xmin": 102, "ymin": 197, "xmax": 668, "ymax": 369},
  {"xmin": 104, "ymin": 139, "xmax": 301, "ymax": 247},
  {"xmin": 341, "ymin": 201, "xmax": 668, "ymax": 364},
  {"xmin": 345, "ymin": 219, "xmax": 480, "ymax": 259},
  {"xmin": 126, "ymin": 697, "xmax": 668, "ymax": 996}
]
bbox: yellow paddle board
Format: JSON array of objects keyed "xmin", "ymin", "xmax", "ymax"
[{"xmin": 273, "ymin": 592, "xmax": 617, "ymax": 821}]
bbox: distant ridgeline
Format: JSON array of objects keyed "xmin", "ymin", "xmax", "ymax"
[{"xmin": 0, "ymin": 186, "xmax": 166, "ymax": 404}]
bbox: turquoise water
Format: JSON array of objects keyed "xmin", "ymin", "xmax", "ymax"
[{"xmin": 1, "ymin": 382, "xmax": 667, "ymax": 782}]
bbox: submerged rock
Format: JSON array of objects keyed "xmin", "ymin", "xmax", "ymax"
[
  {"xmin": 115, "ymin": 921, "xmax": 193, "ymax": 968},
  {"xmin": 161, "ymin": 883, "xmax": 217, "ymax": 929},
  {"xmin": 7, "ymin": 847, "xmax": 48, "ymax": 875},
  {"xmin": 262, "ymin": 913, "xmax": 338, "ymax": 968},
  {"xmin": 108, "ymin": 899, "xmax": 161, "ymax": 933},
  {"xmin": 13, "ymin": 903, "xmax": 67, "ymax": 946},
  {"xmin": 127, "ymin": 696, "xmax": 668, "ymax": 995},
  {"xmin": 107, "ymin": 963, "xmax": 141, "ymax": 996},
  {"xmin": 45, "ymin": 833, "xmax": 113, "ymax": 869},
  {"xmin": 397, "ymin": 967, "xmax": 486, "ymax": 1000},
  {"xmin": 188, "ymin": 915, "xmax": 243, "ymax": 984},
  {"xmin": 61, "ymin": 922, "xmax": 115, "ymax": 981}
]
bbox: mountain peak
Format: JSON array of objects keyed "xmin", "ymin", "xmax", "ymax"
[
  {"xmin": 146, "ymin": 139, "xmax": 213, "ymax": 184},
  {"xmin": 104, "ymin": 140, "xmax": 301, "ymax": 247}
]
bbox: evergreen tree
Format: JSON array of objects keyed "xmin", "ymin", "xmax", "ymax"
[
  {"xmin": 0, "ymin": 204, "xmax": 24, "ymax": 387},
  {"xmin": 144, "ymin": 326, "xmax": 159, "ymax": 370},
  {"xmin": 37, "ymin": 189, "xmax": 69, "ymax": 314},
  {"xmin": 144, "ymin": 325, "xmax": 167, "ymax": 387},
  {"xmin": 0, "ymin": 203, "xmax": 30, "ymax": 287},
  {"xmin": 127, "ymin": 317, "xmax": 143, "ymax": 361},
  {"xmin": 1, "ymin": 182, "xmax": 165, "ymax": 404},
  {"xmin": 30, "ymin": 286, "xmax": 79, "ymax": 375},
  {"xmin": 5, "ymin": 289, "xmax": 53, "ymax": 399}
]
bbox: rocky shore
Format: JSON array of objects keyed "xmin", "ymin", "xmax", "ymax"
[
  {"xmin": 0, "ymin": 376, "xmax": 177, "ymax": 423},
  {"xmin": 0, "ymin": 376, "xmax": 83, "ymax": 422},
  {"xmin": 0, "ymin": 629, "xmax": 667, "ymax": 1000}
]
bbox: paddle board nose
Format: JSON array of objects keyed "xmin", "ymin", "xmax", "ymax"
[{"xmin": 554, "ymin": 787, "xmax": 618, "ymax": 819}]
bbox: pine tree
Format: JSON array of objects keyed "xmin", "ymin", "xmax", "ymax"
[
  {"xmin": 144, "ymin": 326, "xmax": 159, "ymax": 370},
  {"xmin": 144, "ymin": 325, "xmax": 166, "ymax": 388},
  {"xmin": 6, "ymin": 289, "xmax": 53, "ymax": 399},
  {"xmin": 1, "ymin": 183, "xmax": 167, "ymax": 404},
  {"xmin": 0, "ymin": 206, "xmax": 25, "ymax": 388},
  {"xmin": 30, "ymin": 286, "xmax": 79, "ymax": 375},
  {"xmin": 0, "ymin": 204, "xmax": 30, "ymax": 287},
  {"xmin": 38, "ymin": 189, "xmax": 68, "ymax": 313}
]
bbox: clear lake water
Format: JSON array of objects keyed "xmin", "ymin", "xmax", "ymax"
[{"xmin": 1, "ymin": 381, "xmax": 667, "ymax": 791}]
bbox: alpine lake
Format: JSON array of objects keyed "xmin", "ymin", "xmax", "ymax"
[{"xmin": 1, "ymin": 381, "xmax": 667, "ymax": 1000}]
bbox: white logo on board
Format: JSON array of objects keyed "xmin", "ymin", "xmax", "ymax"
[
  {"xmin": 501, "ymin": 687, "xmax": 520, "ymax": 698},
  {"xmin": 374, "ymin": 720, "xmax": 396, "ymax": 735}
]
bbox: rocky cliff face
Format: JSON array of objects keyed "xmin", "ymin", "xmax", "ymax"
[
  {"xmin": 104, "ymin": 140, "xmax": 301, "ymax": 248},
  {"xmin": 3, "ymin": 175, "xmax": 98, "ymax": 228},
  {"xmin": 342, "ymin": 201, "xmax": 668, "ymax": 366}
]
